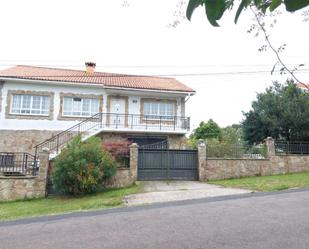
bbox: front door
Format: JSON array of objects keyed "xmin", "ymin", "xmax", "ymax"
[{"xmin": 110, "ymin": 98, "xmax": 126, "ymax": 128}]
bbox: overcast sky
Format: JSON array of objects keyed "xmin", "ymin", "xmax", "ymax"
[{"xmin": 0, "ymin": 0, "xmax": 308, "ymax": 129}]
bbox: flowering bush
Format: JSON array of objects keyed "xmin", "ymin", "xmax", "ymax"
[{"xmin": 102, "ymin": 139, "xmax": 132, "ymax": 167}]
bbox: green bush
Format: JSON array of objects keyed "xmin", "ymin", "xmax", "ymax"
[{"xmin": 51, "ymin": 136, "xmax": 117, "ymax": 195}]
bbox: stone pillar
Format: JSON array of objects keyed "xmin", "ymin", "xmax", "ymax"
[
  {"xmin": 129, "ymin": 143, "xmax": 139, "ymax": 182},
  {"xmin": 197, "ymin": 139, "xmax": 207, "ymax": 181},
  {"xmin": 38, "ymin": 148, "xmax": 50, "ymax": 196},
  {"xmin": 265, "ymin": 137, "xmax": 275, "ymax": 158},
  {"xmin": 263, "ymin": 137, "xmax": 282, "ymax": 175}
]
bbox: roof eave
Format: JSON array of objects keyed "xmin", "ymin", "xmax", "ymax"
[
  {"xmin": 0, "ymin": 77, "xmax": 196, "ymax": 95},
  {"xmin": 0, "ymin": 77, "xmax": 104, "ymax": 88},
  {"xmin": 104, "ymin": 86, "xmax": 195, "ymax": 95}
]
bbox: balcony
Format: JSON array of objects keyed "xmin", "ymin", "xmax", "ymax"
[
  {"xmin": 34, "ymin": 113, "xmax": 190, "ymax": 159},
  {"xmin": 99, "ymin": 113, "xmax": 190, "ymax": 133}
]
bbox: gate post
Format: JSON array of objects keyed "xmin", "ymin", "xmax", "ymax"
[
  {"xmin": 129, "ymin": 143, "xmax": 139, "ymax": 182},
  {"xmin": 264, "ymin": 137, "xmax": 282, "ymax": 175},
  {"xmin": 38, "ymin": 148, "xmax": 50, "ymax": 197},
  {"xmin": 265, "ymin": 137, "xmax": 275, "ymax": 157},
  {"xmin": 197, "ymin": 139, "xmax": 207, "ymax": 181}
]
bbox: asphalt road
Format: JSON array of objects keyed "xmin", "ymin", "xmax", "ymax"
[{"xmin": 1, "ymin": 189, "xmax": 309, "ymax": 249}]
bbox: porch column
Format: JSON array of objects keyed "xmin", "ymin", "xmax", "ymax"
[
  {"xmin": 129, "ymin": 143, "xmax": 139, "ymax": 182},
  {"xmin": 197, "ymin": 139, "xmax": 207, "ymax": 181}
]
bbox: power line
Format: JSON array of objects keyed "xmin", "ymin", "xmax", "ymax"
[{"xmin": 154, "ymin": 70, "xmax": 309, "ymax": 77}]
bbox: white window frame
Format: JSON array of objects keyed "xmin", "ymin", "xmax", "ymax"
[
  {"xmin": 143, "ymin": 102, "xmax": 175, "ymax": 120},
  {"xmin": 62, "ymin": 97, "xmax": 99, "ymax": 117},
  {"xmin": 10, "ymin": 94, "xmax": 50, "ymax": 116}
]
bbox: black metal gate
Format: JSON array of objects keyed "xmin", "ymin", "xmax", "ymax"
[{"xmin": 138, "ymin": 149, "xmax": 198, "ymax": 180}]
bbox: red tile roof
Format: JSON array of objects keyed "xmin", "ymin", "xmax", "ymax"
[{"xmin": 0, "ymin": 65, "xmax": 195, "ymax": 93}]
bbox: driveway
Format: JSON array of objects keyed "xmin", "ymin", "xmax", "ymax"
[
  {"xmin": 1, "ymin": 189, "xmax": 309, "ymax": 249},
  {"xmin": 124, "ymin": 181, "xmax": 251, "ymax": 206}
]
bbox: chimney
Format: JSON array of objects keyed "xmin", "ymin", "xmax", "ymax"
[{"xmin": 85, "ymin": 62, "xmax": 96, "ymax": 74}]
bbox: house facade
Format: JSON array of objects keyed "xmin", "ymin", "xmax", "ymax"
[{"xmin": 0, "ymin": 63, "xmax": 195, "ymax": 154}]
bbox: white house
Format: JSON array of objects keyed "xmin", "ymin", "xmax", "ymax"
[{"xmin": 0, "ymin": 63, "xmax": 195, "ymax": 155}]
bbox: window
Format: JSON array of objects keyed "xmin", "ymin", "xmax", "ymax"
[
  {"xmin": 63, "ymin": 97, "xmax": 99, "ymax": 117},
  {"xmin": 11, "ymin": 94, "xmax": 50, "ymax": 115},
  {"xmin": 143, "ymin": 102, "xmax": 174, "ymax": 120}
]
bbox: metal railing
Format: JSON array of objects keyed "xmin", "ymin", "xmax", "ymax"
[
  {"xmin": 34, "ymin": 113, "xmax": 102, "ymax": 158},
  {"xmin": 103, "ymin": 113, "xmax": 190, "ymax": 131},
  {"xmin": 34, "ymin": 112, "xmax": 190, "ymax": 160},
  {"xmin": 0, "ymin": 152, "xmax": 38, "ymax": 176},
  {"xmin": 206, "ymin": 143, "xmax": 267, "ymax": 159},
  {"xmin": 275, "ymin": 141, "xmax": 309, "ymax": 155},
  {"xmin": 140, "ymin": 140, "xmax": 168, "ymax": 149}
]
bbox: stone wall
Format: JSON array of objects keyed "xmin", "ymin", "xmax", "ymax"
[
  {"xmin": 0, "ymin": 130, "xmax": 61, "ymax": 154},
  {"xmin": 98, "ymin": 132, "xmax": 128, "ymax": 141},
  {"xmin": 105, "ymin": 168, "xmax": 134, "ymax": 188},
  {"xmin": 205, "ymin": 159, "xmax": 269, "ymax": 180},
  {"xmin": 97, "ymin": 132, "xmax": 187, "ymax": 150},
  {"xmin": 167, "ymin": 134, "xmax": 187, "ymax": 149},
  {"xmin": 0, "ymin": 129, "xmax": 187, "ymax": 154},
  {"xmin": 0, "ymin": 176, "xmax": 46, "ymax": 200},
  {"xmin": 197, "ymin": 139, "xmax": 309, "ymax": 181},
  {"xmin": 204, "ymin": 156, "xmax": 309, "ymax": 181},
  {"xmin": 266, "ymin": 155, "xmax": 309, "ymax": 175},
  {"xmin": 105, "ymin": 143, "xmax": 138, "ymax": 188},
  {"xmin": 282, "ymin": 155, "xmax": 309, "ymax": 173},
  {"xmin": 0, "ymin": 151, "xmax": 49, "ymax": 201}
]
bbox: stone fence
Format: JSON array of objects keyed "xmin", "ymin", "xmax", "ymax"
[
  {"xmin": 2, "ymin": 138, "xmax": 309, "ymax": 201},
  {"xmin": 0, "ymin": 144, "xmax": 139, "ymax": 201},
  {"xmin": 197, "ymin": 138, "xmax": 309, "ymax": 181},
  {"xmin": 0, "ymin": 151, "xmax": 49, "ymax": 201},
  {"xmin": 105, "ymin": 143, "xmax": 138, "ymax": 188}
]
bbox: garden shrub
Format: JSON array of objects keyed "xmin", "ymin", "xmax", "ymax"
[
  {"xmin": 102, "ymin": 139, "xmax": 132, "ymax": 167},
  {"xmin": 52, "ymin": 136, "xmax": 117, "ymax": 195}
]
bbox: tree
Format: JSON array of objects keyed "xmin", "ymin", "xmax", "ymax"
[
  {"xmin": 221, "ymin": 125, "xmax": 244, "ymax": 144},
  {"xmin": 185, "ymin": 0, "xmax": 308, "ymax": 87},
  {"xmin": 249, "ymin": 9, "xmax": 308, "ymax": 88},
  {"xmin": 186, "ymin": 0, "xmax": 309, "ymax": 26},
  {"xmin": 191, "ymin": 119, "xmax": 222, "ymax": 139},
  {"xmin": 188, "ymin": 121, "xmax": 252, "ymax": 157},
  {"xmin": 242, "ymin": 80, "xmax": 309, "ymax": 144}
]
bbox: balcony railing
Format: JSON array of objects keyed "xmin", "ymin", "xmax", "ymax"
[
  {"xmin": 103, "ymin": 113, "xmax": 190, "ymax": 131},
  {"xmin": 34, "ymin": 113, "xmax": 190, "ymax": 161},
  {"xmin": 0, "ymin": 152, "xmax": 38, "ymax": 176}
]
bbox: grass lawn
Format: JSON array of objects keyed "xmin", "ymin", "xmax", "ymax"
[
  {"xmin": 0, "ymin": 183, "xmax": 143, "ymax": 221},
  {"xmin": 209, "ymin": 172, "xmax": 309, "ymax": 192}
]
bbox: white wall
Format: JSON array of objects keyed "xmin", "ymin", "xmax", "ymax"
[{"xmin": 0, "ymin": 80, "xmax": 186, "ymax": 131}]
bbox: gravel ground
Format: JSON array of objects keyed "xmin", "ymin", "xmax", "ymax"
[{"xmin": 124, "ymin": 181, "xmax": 252, "ymax": 206}]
